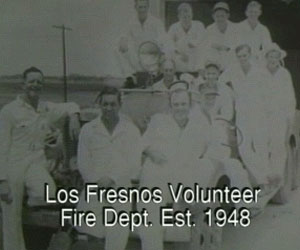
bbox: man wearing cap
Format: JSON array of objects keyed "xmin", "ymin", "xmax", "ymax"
[
  {"xmin": 76, "ymin": 86, "xmax": 141, "ymax": 250},
  {"xmin": 167, "ymin": 3, "xmax": 206, "ymax": 73},
  {"xmin": 198, "ymin": 62, "xmax": 252, "ymax": 206},
  {"xmin": 262, "ymin": 43, "xmax": 296, "ymax": 180},
  {"xmin": 117, "ymin": 0, "xmax": 166, "ymax": 76},
  {"xmin": 237, "ymin": 1, "xmax": 272, "ymax": 60},
  {"xmin": 204, "ymin": 2, "xmax": 239, "ymax": 69},
  {"xmin": 138, "ymin": 82, "xmax": 212, "ymax": 250},
  {"xmin": 0, "ymin": 67, "xmax": 80, "ymax": 250}
]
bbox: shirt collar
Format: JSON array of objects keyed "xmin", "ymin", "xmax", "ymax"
[{"xmin": 94, "ymin": 114, "xmax": 128, "ymax": 138}]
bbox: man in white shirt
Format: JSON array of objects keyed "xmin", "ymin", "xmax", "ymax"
[
  {"xmin": 117, "ymin": 0, "xmax": 166, "ymax": 76},
  {"xmin": 262, "ymin": 43, "xmax": 296, "ymax": 179},
  {"xmin": 151, "ymin": 59, "xmax": 177, "ymax": 91},
  {"xmin": 198, "ymin": 62, "xmax": 252, "ymax": 208},
  {"xmin": 220, "ymin": 45, "xmax": 272, "ymax": 190},
  {"xmin": 204, "ymin": 2, "xmax": 239, "ymax": 69},
  {"xmin": 0, "ymin": 67, "xmax": 80, "ymax": 250},
  {"xmin": 237, "ymin": 1, "xmax": 272, "ymax": 61},
  {"xmin": 138, "ymin": 83, "xmax": 213, "ymax": 250},
  {"xmin": 167, "ymin": 3, "xmax": 206, "ymax": 73},
  {"xmin": 77, "ymin": 87, "xmax": 141, "ymax": 250}
]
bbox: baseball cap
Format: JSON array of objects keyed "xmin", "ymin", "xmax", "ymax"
[{"xmin": 213, "ymin": 2, "xmax": 230, "ymax": 12}]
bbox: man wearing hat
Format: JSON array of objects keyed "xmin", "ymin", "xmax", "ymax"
[
  {"xmin": 204, "ymin": 2, "xmax": 239, "ymax": 69},
  {"xmin": 167, "ymin": 3, "xmax": 206, "ymax": 73},
  {"xmin": 138, "ymin": 82, "xmax": 213, "ymax": 250},
  {"xmin": 237, "ymin": 1, "xmax": 273, "ymax": 60},
  {"xmin": 262, "ymin": 43, "xmax": 296, "ymax": 180}
]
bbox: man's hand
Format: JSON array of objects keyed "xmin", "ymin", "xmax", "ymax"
[
  {"xmin": 144, "ymin": 148, "xmax": 167, "ymax": 165},
  {"xmin": 97, "ymin": 177, "xmax": 116, "ymax": 188},
  {"xmin": 69, "ymin": 113, "xmax": 81, "ymax": 141},
  {"xmin": 44, "ymin": 129, "xmax": 60, "ymax": 146},
  {"xmin": 0, "ymin": 180, "xmax": 12, "ymax": 204},
  {"xmin": 119, "ymin": 37, "xmax": 129, "ymax": 53}
]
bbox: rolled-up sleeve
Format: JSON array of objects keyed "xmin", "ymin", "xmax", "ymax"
[{"xmin": 0, "ymin": 107, "xmax": 13, "ymax": 181}]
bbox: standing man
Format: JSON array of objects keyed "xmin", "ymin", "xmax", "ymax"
[
  {"xmin": 76, "ymin": 87, "xmax": 141, "ymax": 250},
  {"xmin": 167, "ymin": 3, "xmax": 206, "ymax": 73},
  {"xmin": 204, "ymin": 2, "xmax": 239, "ymax": 69},
  {"xmin": 220, "ymin": 45, "xmax": 272, "ymax": 192},
  {"xmin": 117, "ymin": 0, "xmax": 166, "ymax": 76},
  {"xmin": 0, "ymin": 67, "xmax": 80, "ymax": 250},
  {"xmin": 262, "ymin": 43, "xmax": 296, "ymax": 180},
  {"xmin": 237, "ymin": 1, "xmax": 272, "ymax": 61}
]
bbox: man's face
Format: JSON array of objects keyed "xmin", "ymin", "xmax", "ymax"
[
  {"xmin": 246, "ymin": 6, "xmax": 261, "ymax": 21},
  {"xmin": 205, "ymin": 66, "xmax": 220, "ymax": 83},
  {"xmin": 170, "ymin": 91, "xmax": 190, "ymax": 120},
  {"xmin": 213, "ymin": 9, "xmax": 229, "ymax": 25},
  {"xmin": 135, "ymin": 0, "xmax": 149, "ymax": 19},
  {"xmin": 100, "ymin": 94, "xmax": 121, "ymax": 120},
  {"xmin": 236, "ymin": 47, "xmax": 251, "ymax": 66},
  {"xmin": 24, "ymin": 72, "xmax": 43, "ymax": 99},
  {"xmin": 266, "ymin": 50, "xmax": 281, "ymax": 70},
  {"xmin": 178, "ymin": 8, "xmax": 193, "ymax": 26},
  {"xmin": 162, "ymin": 61, "xmax": 176, "ymax": 83}
]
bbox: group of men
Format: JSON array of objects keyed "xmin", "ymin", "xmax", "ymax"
[
  {"xmin": 0, "ymin": 1, "xmax": 297, "ymax": 250},
  {"xmin": 117, "ymin": 0, "xmax": 272, "ymax": 75}
]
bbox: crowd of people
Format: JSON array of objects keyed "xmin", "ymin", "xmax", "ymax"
[{"xmin": 0, "ymin": 1, "xmax": 297, "ymax": 250}]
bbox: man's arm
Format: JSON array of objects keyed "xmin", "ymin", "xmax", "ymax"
[
  {"xmin": 0, "ymin": 107, "xmax": 13, "ymax": 203},
  {"xmin": 47, "ymin": 101, "xmax": 81, "ymax": 140}
]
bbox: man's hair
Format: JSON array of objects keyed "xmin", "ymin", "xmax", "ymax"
[
  {"xmin": 97, "ymin": 86, "xmax": 122, "ymax": 105},
  {"xmin": 177, "ymin": 3, "xmax": 192, "ymax": 15},
  {"xmin": 235, "ymin": 44, "xmax": 252, "ymax": 54},
  {"xmin": 23, "ymin": 66, "xmax": 43, "ymax": 80},
  {"xmin": 247, "ymin": 1, "xmax": 262, "ymax": 10}
]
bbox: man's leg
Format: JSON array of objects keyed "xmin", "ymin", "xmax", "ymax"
[
  {"xmin": 25, "ymin": 156, "xmax": 56, "ymax": 207},
  {"xmin": 105, "ymin": 202, "xmax": 131, "ymax": 250},
  {"xmin": 1, "ymin": 165, "xmax": 27, "ymax": 250},
  {"xmin": 138, "ymin": 201, "xmax": 164, "ymax": 250}
]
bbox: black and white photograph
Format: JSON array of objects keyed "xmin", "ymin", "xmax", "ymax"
[{"xmin": 0, "ymin": 0, "xmax": 299, "ymax": 250}]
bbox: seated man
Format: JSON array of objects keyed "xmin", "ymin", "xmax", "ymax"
[
  {"xmin": 198, "ymin": 62, "xmax": 252, "ymax": 210},
  {"xmin": 138, "ymin": 82, "xmax": 213, "ymax": 250},
  {"xmin": 204, "ymin": 2, "xmax": 239, "ymax": 69},
  {"xmin": 167, "ymin": 3, "xmax": 206, "ymax": 73},
  {"xmin": 117, "ymin": 0, "xmax": 166, "ymax": 76},
  {"xmin": 151, "ymin": 58, "xmax": 178, "ymax": 91},
  {"xmin": 76, "ymin": 87, "xmax": 141, "ymax": 250},
  {"xmin": 0, "ymin": 66, "xmax": 80, "ymax": 250}
]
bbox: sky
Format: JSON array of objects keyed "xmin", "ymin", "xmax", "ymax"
[{"xmin": 0, "ymin": 0, "xmax": 161, "ymax": 76}]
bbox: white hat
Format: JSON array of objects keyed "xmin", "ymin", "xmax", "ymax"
[
  {"xmin": 168, "ymin": 81, "xmax": 189, "ymax": 92},
  {"xmin": 204, "ymin": 60, "xmax": 223, "ymax": 72},
  {"xmin": 264, "ymin": 43, "xmax": 287, "ymax": 59},
  {"xmin": 213, "ymin": 2, "xmax": 230, "ymax": 12}
]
